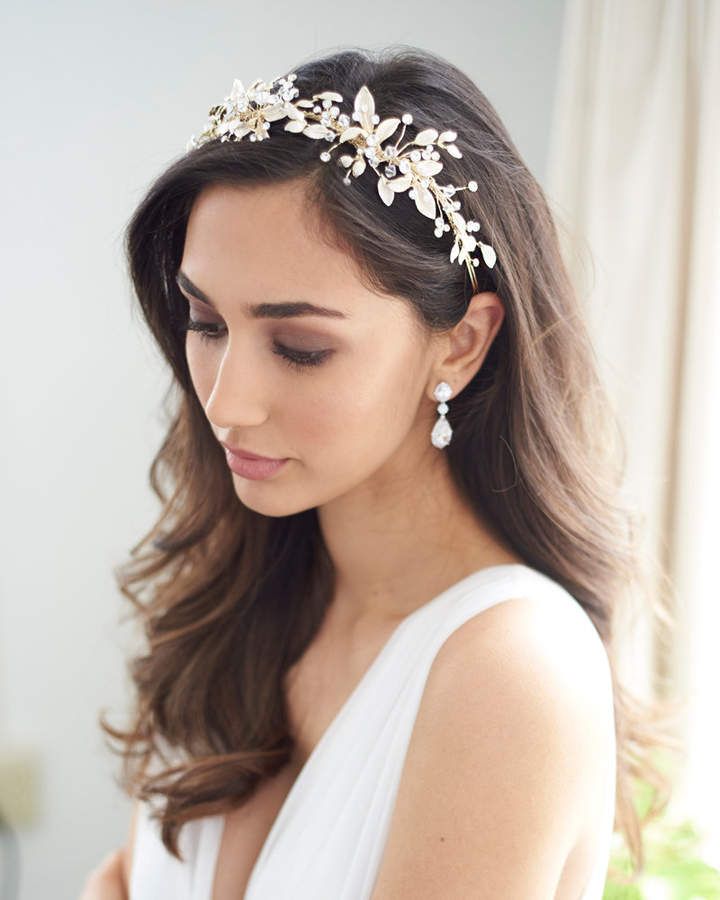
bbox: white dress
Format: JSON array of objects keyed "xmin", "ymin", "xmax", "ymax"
[{"xmin": 129, "ymin": 563, "xmax": 616, "ymax": 899}]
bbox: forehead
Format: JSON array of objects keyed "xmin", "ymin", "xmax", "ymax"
[{"xmin": 180, "ymin": 180, "xmax": 412, "ymax": 328}]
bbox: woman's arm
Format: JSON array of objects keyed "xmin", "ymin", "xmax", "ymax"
[
  {"xmin": 78, "ymin": 799, "xmax": 140, "ymax": 900},
  {"xmin": 78, "ymin": 847, "xmax": 128, "ymax": 900},
  {"xmin": 370, "ymin": 596, "xmax": 614, "ymax": 898}
]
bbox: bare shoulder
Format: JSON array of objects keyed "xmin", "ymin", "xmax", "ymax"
[
  {"xmin": 437, "ymin": 589, "xmax": 614, "ymax": 710},
  {"xmin": 369, "ymin": 591, "xmax": 615, "ymax": 899}
]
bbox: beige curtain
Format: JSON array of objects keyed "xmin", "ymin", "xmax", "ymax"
[{"xmin": 545, "ymin": 0, "xmax": 720, "ymax": 862}]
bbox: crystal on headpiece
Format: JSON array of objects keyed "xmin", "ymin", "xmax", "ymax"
[{"xmin": 185, "ymin": 73, "xmax": 497, "ymax": 291}]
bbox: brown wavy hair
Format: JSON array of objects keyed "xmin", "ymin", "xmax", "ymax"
[{"xmin": 100, "ymin": 43, "xmax": 684, "ymax": 883}]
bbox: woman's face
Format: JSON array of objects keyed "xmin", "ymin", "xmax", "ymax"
[{"xmin": 178, "ymin": 179, "xmax": 442, "ymax": 517}]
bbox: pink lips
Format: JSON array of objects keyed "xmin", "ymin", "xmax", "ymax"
[
  {"xmin": 220, "ymin": 441, "xmax": 283, "ymax": 461},
  {"xmin": 221, "ymin": 443, "xmax": 289, "ymax": 480}
]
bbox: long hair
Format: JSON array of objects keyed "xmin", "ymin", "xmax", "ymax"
[{"xmin": 100, "ymin": 43, "xmax": 682, "ymax": 882}]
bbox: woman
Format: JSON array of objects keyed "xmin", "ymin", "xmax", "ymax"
[{"xmin": 85, "ymin": 44, "xmax": 676, "ymax": 899}]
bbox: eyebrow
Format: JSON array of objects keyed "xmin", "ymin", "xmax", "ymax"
[{"xmin": 175, "ymin": 270, "xmax": 349, "ymax": 320}]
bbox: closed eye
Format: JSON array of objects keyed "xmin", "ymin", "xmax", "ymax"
[{"xmin": 184, "ymin": 318, "xmax": 334, "ymax": 371}]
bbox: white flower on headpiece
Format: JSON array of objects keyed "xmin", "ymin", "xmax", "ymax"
[{"xmin": 185, "ymin": 75, "xmax": 497, "ymax": 288}]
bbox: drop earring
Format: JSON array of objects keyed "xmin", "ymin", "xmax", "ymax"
[{"xmin": 431, "ymin": 381, "xmax": 453, "ymax": 449}]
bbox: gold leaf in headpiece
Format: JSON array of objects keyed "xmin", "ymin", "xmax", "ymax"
[
  {"xmin": 354, "ymin": 85, "xmax": 375, "ymax": 132},
  {"xmin": 377, "ymin": 177, "xmax": 395, "ymax": 207},
  {"xmin": 262, "ymin": 104, "xmax": 287, "ymax": 122},
  {"xmin": 415, "ymin": 160, "xmax": 444, "ymax": 177},
  {"xmin": 374, "ymin": 118, "xmax": 401, "ymax": 144},
  {"xmin": 414, "ymin": 128, "xmax": 439, "ymax": 145},
  {"xmin": 413, "ymin": 185, "xmax": 437, "ymax": 218},
  {"xmin": 387, "ymin": 175, "xmax": 412, "ymax": 192},
  {"xmin": 338, "ymin": 127, "xmax": 366, "ymax": 144},
  {"xmin": 316, "ymin": 90, "xmax": 344, "ymax": 102},
  {"xmin": 284, "ymin": 119, "xmax": 306, "ymax": 133},
  {"xmin": 479, "ymin": 241, "xmax": 497, "ymax": 267},
  {"xmin": 303, "ymin": 123, "xmax": 333, "ymax": 139}
]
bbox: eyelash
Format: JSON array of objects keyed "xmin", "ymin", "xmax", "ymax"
[{"xmin": 184, "ymin": 319, "xmax": 333, "ymax": 371}]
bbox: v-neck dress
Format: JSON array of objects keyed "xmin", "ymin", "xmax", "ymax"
[{"xmin": 129, "ymin": 563, "xmax": 617, "ymax": 899}]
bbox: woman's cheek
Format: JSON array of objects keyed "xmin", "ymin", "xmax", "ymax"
[{"xmin": 301, "ymin": 378, "xmax": 376, "ymax": 448}]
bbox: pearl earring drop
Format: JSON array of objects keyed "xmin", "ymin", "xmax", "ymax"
[{"xmin": 431, "ymin": 381, "xmax": 453, "ymax": 448}]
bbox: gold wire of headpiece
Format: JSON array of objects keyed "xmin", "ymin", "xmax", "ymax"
[{"xmin": 185, "ymin": 72, "xmax": 497, "ymax": 292}]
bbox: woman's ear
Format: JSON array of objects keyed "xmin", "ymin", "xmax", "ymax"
[{"xmin": 431, "ymin": 292, "xmax": 505, "ymax": 393}]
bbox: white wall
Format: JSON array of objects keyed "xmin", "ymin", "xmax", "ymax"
[{"xmin": 0, "ymin": 2, "xmax": 566, "ymax": 896}]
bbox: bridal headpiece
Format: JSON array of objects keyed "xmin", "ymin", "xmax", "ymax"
[{"xmin": 185, "ymin": 72, "xmax": 497, "ymax": 293}]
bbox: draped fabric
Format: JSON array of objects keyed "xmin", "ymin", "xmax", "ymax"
[{"xmin": 130, "ymin": 564, "xmax": 616, "ymax": 899}]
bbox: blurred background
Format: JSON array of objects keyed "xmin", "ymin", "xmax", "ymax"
[{"xmin": 1, "ymin": 1, "xmax": 718, "ymax": 898}]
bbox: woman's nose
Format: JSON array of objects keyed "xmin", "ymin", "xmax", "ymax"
[{"xmin": 203, "ymin": 341, "xmax": 270, "ymax": 429}]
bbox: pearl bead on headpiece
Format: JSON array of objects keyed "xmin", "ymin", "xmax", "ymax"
[{"xmin": 185, "ymin": 72, "xmax": 498, "ymax": 293}]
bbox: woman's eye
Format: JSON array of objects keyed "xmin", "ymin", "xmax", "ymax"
[
  {"xmin": 184, "ymin": 319, "xmax": 333, "ymax": 371},
  {"xmin": 185, "ymin": 319, "xmax": 226, "ymax": 342},
  {"xmin": 271, "ymin": 343, "xmax": 334, "ymax": 371}
]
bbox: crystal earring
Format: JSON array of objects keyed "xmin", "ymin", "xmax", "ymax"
[{"xmin": 431, "ymin": 381, "xmax": 453, "ymax": 449}]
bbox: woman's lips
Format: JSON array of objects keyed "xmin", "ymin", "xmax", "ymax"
[
  {"xmin": 220, "ymin": 440, "xmax": 284, "ymax": 461},
  {"xmin": 223, "ymin": 446, "xmax": 289, "ymax": 480}
]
